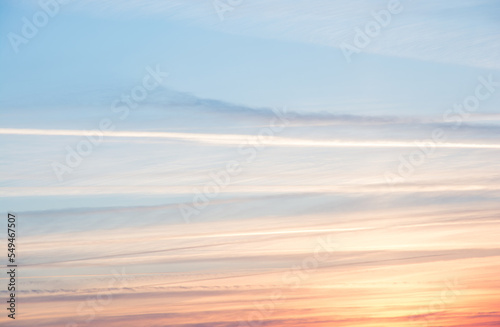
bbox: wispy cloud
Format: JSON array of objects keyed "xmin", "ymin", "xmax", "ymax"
[
  {"xmin": 53, "ymin": 0, "xmax": 500, "ymax": 69},
  {"xmin": 2, "ymin": 128, "xmax": 500, "ymax": 148}
]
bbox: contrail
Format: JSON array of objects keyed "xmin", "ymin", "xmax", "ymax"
[
  {"xmin": 201, "ymin": 227, "xmax": 370, "ymax": 238},
  {"xmin": 2, "ymin": 128, "xmax": 500, "ymax": 149}
]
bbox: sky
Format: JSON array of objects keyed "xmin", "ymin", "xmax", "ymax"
[{"xmin": 1, "ymin": 0, "xmax": 500, "ymax": 326}]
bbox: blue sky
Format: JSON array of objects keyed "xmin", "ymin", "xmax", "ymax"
[
  {"xmin": 1, "ymin": 0, "xmax": 500, "ymax": 212},
  {"xmin": 1, "ymin": 0, "xmax": 499, "ymax": 116},
  {"xmin": 1, "ymin": 1, "xmax": 500, "ymax": 326}
]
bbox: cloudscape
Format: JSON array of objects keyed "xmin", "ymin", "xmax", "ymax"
[{"xmin": 1, "ymin": 0, "xmax": 500, "ymax": 326}]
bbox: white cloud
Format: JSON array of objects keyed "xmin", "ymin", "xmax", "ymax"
[{"xmin": 63, "ymin": 0, "xmax": 500, "ymax": 69}]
